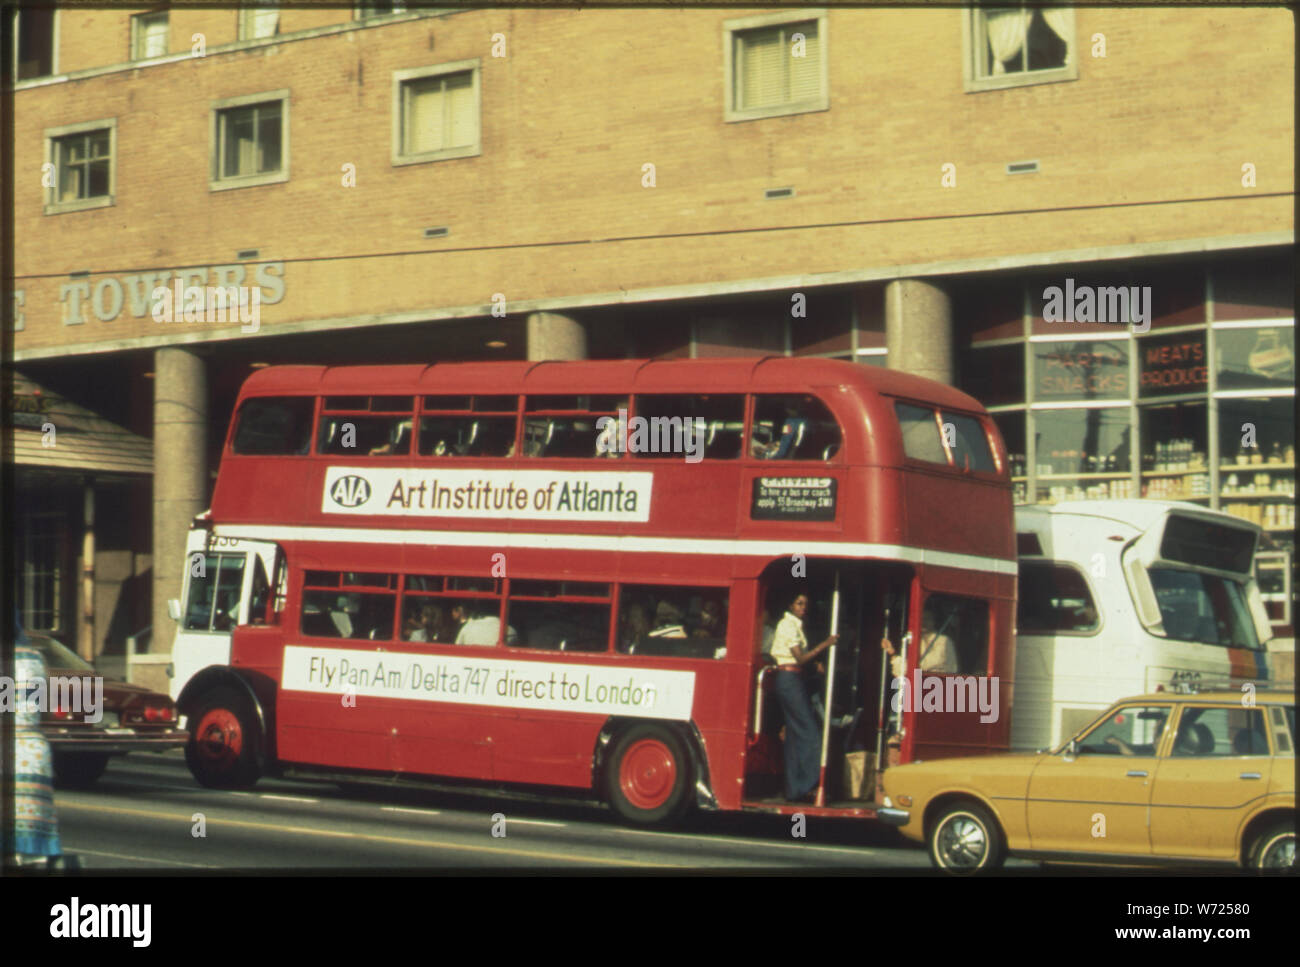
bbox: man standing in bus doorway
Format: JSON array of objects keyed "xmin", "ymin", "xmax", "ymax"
[{"xmin": 770, "ymin": 592, "xmax": 838, "ymax": 802}]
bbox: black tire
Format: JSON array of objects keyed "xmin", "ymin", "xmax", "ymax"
[
  {"xmin": 604, "ymin": 723, "xmax": 693, "ymax": 826},
  {"xmin": 185, "ymin": 686, "xmax": 263, "ymax": 789},
  {"xmin": 1249, "ymin": 820, "xmax": 1296, "ymax": 872},
  {"xmin": 927, "ymin": 801, "xmax": 1006, "ymax": 873},
  {"xmin": 51, "ymin": 751, "xmax": 111, "ymax": 789}
]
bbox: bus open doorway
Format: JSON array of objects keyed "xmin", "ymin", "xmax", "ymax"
[{"xmin": 742, "ymin": 559, "xmax": 913, "ymax": 814}]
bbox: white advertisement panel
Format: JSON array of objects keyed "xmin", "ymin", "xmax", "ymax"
[
  {"xmin": 321, "ymin": 467, "xmax": 652, "ymax": 523},
  {"xmin": 281, "ymin": 645, "xmax": 696, "ymax": 721}
]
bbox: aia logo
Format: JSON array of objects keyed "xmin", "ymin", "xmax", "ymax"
[{"xmin": 330, "ymin": 475, "xmax": 372, "ymax": 508}]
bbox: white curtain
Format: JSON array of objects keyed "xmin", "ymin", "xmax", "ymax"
[
  {"xmin": 1040, "ymin": 8, "xmax": 1072, "ymax": 64},
  {"xmin": 984, "ymin": 8, "xmax": 1030, "ymax": 75}
]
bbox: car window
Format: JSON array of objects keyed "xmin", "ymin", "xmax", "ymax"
[
  {"xmin": 1171, "ymin": 706, "xmax": 1267, "ymax": 757},
  {"xmin": 1077, "ymin": 705, "xmax": 1171, "ymax": 756}
]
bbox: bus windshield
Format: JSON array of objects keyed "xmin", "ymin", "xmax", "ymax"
[{"xmin": 1147, "ymin": 567, "xmax": 1261, "ymax": 650}]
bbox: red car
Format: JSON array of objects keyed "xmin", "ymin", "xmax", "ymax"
[{"xmin": 29, "ymin": 634, "xmax": 188, "ymax": 787}]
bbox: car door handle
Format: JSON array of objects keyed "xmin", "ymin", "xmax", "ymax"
[
  {"xmin": 1239, "ymin": 772, "xmax": 1263, "ymax": 780},
  {"xmin": 1126, "ymin": 770, "xmax": 1148, "ymax": 778}
]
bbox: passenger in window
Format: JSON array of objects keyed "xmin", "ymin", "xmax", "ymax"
[
  {"xmin": 403, "ymin": 609, "xmax": 425, "ymax": 641},
  {"xmin": 881, "ymin": 606, "xmax": 959, "ymax": 675},
  {"xmin": 691, "ymin": 599, "xmax": 724, "ymax": 639},
  {"xmin": 451, "ymin": 602, "xmax": 514, "ymax": 646},
  {"xmin": 595, "ymin": 398, "xmax": 628, "ymax": 458},
  {"xmin": 619, "ymin": 603, "xmax": 651, "ymax": 651},
  {"xmin": 369, "ymin": 418, "xmax": 413, "ymax": 456},
  {"xmin": 648, "ymin": 601, "xmax": 687, "ymax": 639},
  {"xmin": 754, "ymin": 402, "xmax": 808, "ymax": 460},
  {"xmin": 769, "ymin": 592, "xmax": 838, "ymax": 802}
]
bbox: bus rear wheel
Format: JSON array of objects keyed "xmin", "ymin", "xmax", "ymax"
[
  {"xmin": 185, "ymin": 687, "xmax": 262, "ymax": 789},
  {"xmin": 605, "ymin": 724, "xmax": 692, "ymax": 826}
]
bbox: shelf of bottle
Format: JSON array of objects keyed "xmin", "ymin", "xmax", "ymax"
[
  {"xmin": 1220, "ymin": 492, "xmax": 1296, "ymax": 500},
  {"xmin": 1141, "ymin": 467, "xmax": 1210, "ymax": 477},
  {"xmin": 1032, "ymin": 472, "xmax": 1132, "ymax": 481},
  {"xmin": 1141, "ymin": 493, "xmax": 1211, "ymax": 501}
]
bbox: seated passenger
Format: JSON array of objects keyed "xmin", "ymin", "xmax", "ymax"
[
  {"xmin": 754, "ymin": 404, "xmax": 808, "ymax": 460},
  {"xmin": 691, "ymin": 599, "xmax": 724, "ymax": 639},
  {"xmin": 369, "ymin": 418, "xmax": 413, "ymax": 455},
  {"xmin": 451, "ymin": 603, "xmax": 516, "ymax": 646},
  {"xmin": 619, "ymin": 603, "xmax": 651, "ymax": 651},
  {"xmin": 648, "ymin": 601, "xmax": 687, "ymax": 639}
]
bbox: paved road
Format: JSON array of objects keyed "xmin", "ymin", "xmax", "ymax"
[{"xmin": 52, "ymin": 751, "xmax": 978, "ymax": 872}]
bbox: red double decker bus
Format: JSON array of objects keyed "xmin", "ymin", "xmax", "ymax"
[{"xmin": 176, "ymin": 357, "xmax": 1015, "ymax": 824}]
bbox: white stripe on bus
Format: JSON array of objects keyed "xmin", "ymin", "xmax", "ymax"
[{"xmin": 211, "ymin": 524, "xmax": 1018, "ymax": 575}]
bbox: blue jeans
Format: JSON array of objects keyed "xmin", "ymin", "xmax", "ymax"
[{"xmin": 774, "ymin": 670, "xmax": 820, "ymax": 800}]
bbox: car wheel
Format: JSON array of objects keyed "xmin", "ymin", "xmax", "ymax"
[
  {"xmin": 1250, "ymin": 821, "xmax": 1296, "ymax": 872},
  {"xmin": 51, "ymin": 751, "xmax": 111, "ymax": 789},
  {"xmin": 605, "ymin": 724, "xmax": 693, "ymax": 826},
  {"xmin": 185, "ymin": 687, "xmax": 262, "ymax": 789},
  {"xmin": 928, "ymin": 802, "xmax": 1006, "ymax": 873}
]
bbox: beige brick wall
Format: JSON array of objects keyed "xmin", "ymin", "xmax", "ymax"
[{"xmin": 14, "ymin": 6, "xmax": 1294, "ymax": 357}]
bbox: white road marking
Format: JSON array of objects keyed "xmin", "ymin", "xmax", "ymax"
[
  {"xmin": 259, "ymin": 794, "xmax": 319, "ymax": 804},
  {"xmin": 64, "ymin": 846, "xmax": 220, "ymax": 869},
  {"xmin": 381, "ymin": 806, "xmax": 443, "ymax": 816},
  {"xmin": 501, "ymin": 819, "xmax": 567, "ymax": 828}
]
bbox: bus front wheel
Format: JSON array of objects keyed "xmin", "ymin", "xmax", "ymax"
[
  {"xmin": 185, "ymin": 687, "xmax": 262, "ymax": 789},
  {"xmin": 605, "ymin": 724, "xmax": 692, "ymax": 826}
]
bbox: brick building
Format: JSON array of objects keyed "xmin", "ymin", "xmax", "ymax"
[{"xmin": 7, "ymin": 4, "xmax": 1294, "ymax": 685}]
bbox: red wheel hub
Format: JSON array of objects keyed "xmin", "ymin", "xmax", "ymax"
[
  {"xmin": 619, "ymin": 738, "xmax": 677, "ymax": 810},
  {"xmin": 195, "ymin": 707, "xmax": 242, "ymax": 765}
]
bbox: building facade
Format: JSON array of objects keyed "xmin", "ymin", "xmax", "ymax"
[{"xmin": 8, "ymin": 4, "xmax": 1294, "ymax": 686}]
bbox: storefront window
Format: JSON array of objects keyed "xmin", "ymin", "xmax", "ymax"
[
  {"xmin": 1138, "ymin": 331, "xmax": 1208, "ymax": 398},
  {"xmin": 1138, "ymin": 400, "xmax": 1208, "ymax": 500},
  {"xmin": 1217, "ymin": 397, "xmax": 1295, "ymax": 539},
  {"xmin": 1032, "ymin": 408, "xmax": 1132, "ymax": 503},
  {"xmin": 964, "ymin": 344, "xmax": 1024, "ymax": 406},
  {"xmin": 1032, "ymin": 340, "xmax": 1128, "ymax": 402},
  {"xmin": 1215, "ymin": 326, "xmax": 1295, "ymax": 392}
]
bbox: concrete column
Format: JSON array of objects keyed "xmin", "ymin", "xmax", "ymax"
[
  {"xmin": 885, "ymin": 278, "xmax": 954, "ymax": 386},
  {"xmin": 526, "ymin": 312, "xmax": 587, "ymax": 361},
  {"xmin": 151, "ymin": 348, "xmax": 207, "ymax": 667}
]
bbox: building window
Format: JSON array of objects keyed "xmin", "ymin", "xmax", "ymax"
[
  {"xmin": 7, "ymin": 7, "xmax": 56, "ymax": 81},
  {"xmin": 356, "ymin": 2, "xmax": 406, "ymax": 20},
  {"xmin": 22, "ymin": 513, "xmax": 65, "ymax": 634},
  {"xmin": 209, "ymin": 90, "xmax": 290, "ymax": 191},
  {"xmin": 725, "ymin": 10, "xmax": 829, "ymax": 122},
  {"xmin": 965, "ymin": 5, "xmax": 1077, "ymax": 92},
  {"xmin": 392, "ymin": 61, "xmax": 481, "ymax": 165},
  {"xmin": 44, "ymin": 119, "xmax": 116, "ymax": 214},
  {"xmin": 238, "ymin": 4, "xmax": 280, "ymax": 42},
  {"xmin": 131, "ymin": 10, "xmax": 169, "ymax": 60}
]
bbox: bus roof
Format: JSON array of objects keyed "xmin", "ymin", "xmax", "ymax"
[
  {"xmin": 1017, "ymin": 499, "xmax": 1262, "ymax": 538},
  {"xmin": 238, "ymin": 357, "xmax": 990, "ymax": 413}
]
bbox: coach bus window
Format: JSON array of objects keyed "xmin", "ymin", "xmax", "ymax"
[
  {"xmin": 318, "ymin": 396, "xmax": 415, "ymax": 456},
  {"xmin": 420, "ymin": 396, "xmax": 519, "ymax": 457},
  {"xmin": 919, "ymin": 595, "xmax": 989, "ymax": 674},
  {"xmin": 940, "ymin": 411, "xmax": 997, "ymax": 473},
  {"xmin": 1147, "ymin": 568, "xmax": 1258, "ymax": 649},
  {"xmin": 630, "ymin": 394, "xmax": 745, "ymax": 460},
  {"xmin": 1016, "ymin": 562, "xmax": 1099, "ymax": 634},
  {"xmin": 231, "ymin": 396, "xmax": 314, "ymax": 455},
  {"xmin": 751, "ymin": 395, "xmax": 841, "ymax": 461},
  {"xmin": 507, "ymin": 580, "xmax": 611, "ymax": 652},
  {"xmin": 300, "ymin": 571, "xmax": 396, "ymax": 640},
  {"xmin": 896, "ymin": 403, "xmax": 948, "ymax": 464},
  {"xmin": 617, "ymin": 585, "xmax": 728, "ymax": 659},
  {"xmin": 524, "ymin": 395, "xmax": 622, "ymax": 458}
]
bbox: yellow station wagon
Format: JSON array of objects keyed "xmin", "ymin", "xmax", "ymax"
[{"xmin": 879, "ymin": 688, "xmax": 1295, "ymax": 872}]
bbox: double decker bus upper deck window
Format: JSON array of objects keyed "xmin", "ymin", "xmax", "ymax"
[
  {"xmin": 317, "ymin": 396, "xmax": 415, "ymax": 457},
  {"xmin": 232, "ymin": 396, "xmax": 314, "ymax": 455},
  {"xmin": 896, "ymin": 402, "xmax": 948, "ymax": 465},
  {"xmin": 941, "ymin": 411, "xmax": 997, "ymax": 472},
  {"xmin": 750, "ymin": 395, "xmax": 841, "ymax": 461},
  {"xmin": 524, "ymin": 395, "xmax": 623, "ymax": 459},
  {"xmin": 420, "ymin": 395, "xmax": 518, "ymax": 458},
  {"xmin": 617, "ymin": 584, "xmax": 729, "ymax": 659},
  {"xmin": 627, "ymin": 394, "xmax": 746, "ymax": 460}
]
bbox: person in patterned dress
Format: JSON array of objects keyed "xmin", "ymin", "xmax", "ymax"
[{"xmin": 7, "ymin": 623, "xmax": 64, "ymax": 867}]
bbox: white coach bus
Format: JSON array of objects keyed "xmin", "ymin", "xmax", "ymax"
[{"xmin": 1011, "ymin": 500, "xmax": 1276, "ymax": 751}]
